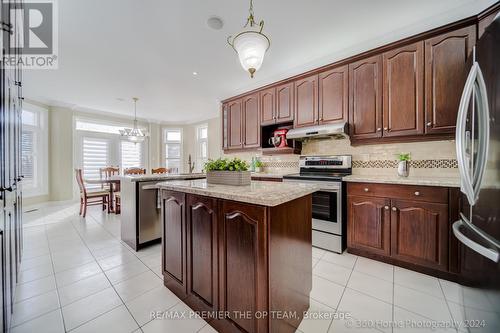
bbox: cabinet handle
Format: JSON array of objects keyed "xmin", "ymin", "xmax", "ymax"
[
  {"xmin": 364, "ymin": 188, "xmax": 369, "ymax": 192},
  {"xmin": 414, "ymin": 191, "xmax": 420, "ymax": 196},
  {"xmin": 384, "ymin": 206, "xmax": 389, "ymax": 210},
  {"xmin": 377, "ymin": 128, "xmax": 382, "ymax": 131},
  {"xmin": 392, "ymin": 207, "xmax": 397, "ymax": 211},
  {"xmin": 427, "ymin": 122, "xmax": 432, "ymax": 126},
  {"xmin": 384, "ymin": 127, "xmax": 389, "ymax": 131}
]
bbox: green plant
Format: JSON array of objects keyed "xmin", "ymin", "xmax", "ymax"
[
  {"xmin": 396, "ymin": 153, "xmax": 411, "ymax": 162},
  {"xmin": 254, "ymin": 160, "xmax": 264, "ymax": 168},
  {"xmin": 204, "ymin": 158, "xmax": 249, "ymax": 172}
]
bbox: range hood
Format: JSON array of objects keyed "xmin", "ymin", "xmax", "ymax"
[{"xmin": 286, "ymin": 122, "xmax": 348, "ymax": 140}]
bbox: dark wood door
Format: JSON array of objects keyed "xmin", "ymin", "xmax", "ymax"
[
  {"xmin": 186, "ymin": 195, "xmax": 218, "ymax": 312},
  {"xmin": 294, "ymin": 75, "xmax": 318, "ymax": 128},
  {"xmin": 319, "ymin": 65, "xmax": 348, "ymax": 124},
  {"xmin": 349, "ymin": 55, "xmax": 383, "ymax": 139},
  {"xmin": 390, "ymin": 200, "xmax": 449, "ymax": 271},
  {"xmin": 383, "ymin": 42, "xmax": 424, "ymax": 137},
  {"xmin": 228, "ymin": 99, "xmax": 243, "ymax": 149},
  {"xmin": 424, "ymin": 25, "xmax": 476, "ymax": 134},
  {"xmin": 242, "ymin": 93, "xmax": 260, "ymax": 148},
  {"xmin": 161, "ymin": 190, "xmax": 187, "ymax": 297},
  {"xmin": 479, "ymin": 8, "xmax": 499, "ymax": 38},
  {"xmin": 275, "ymin": 82, "xmax": 294, "ymax": 123},
  {"xmin": 219, "ymin": 201, "xmax": 267, "ymax": 333},
  {"xmin": 347, "ymin": 195, "xmax": 391, "ymax": 256},
  {"xmin": 260, "ymin": 87, "xmax": 275, "ymax": 126}
]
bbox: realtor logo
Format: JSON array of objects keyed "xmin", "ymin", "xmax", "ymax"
[{"xmin": 1, "ymin": 0, "xmax": 58, "ymax": 69}]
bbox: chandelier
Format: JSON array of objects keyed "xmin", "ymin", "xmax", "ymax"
[
  {"xmin": 227, "ymin": 0, "xmax": 270, "ymax": 78},
  {"xmin": 119, "ymin": 97, "xmax": 148, "ymax": 143}
]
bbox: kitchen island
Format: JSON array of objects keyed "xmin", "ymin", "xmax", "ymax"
[
  {"xmin": 119, "ymin": 173, "xmax": 205, "ymax": 250},
  {"xmin": 157, "ymin": 179, "xmax": 317, "ymax": 333}
]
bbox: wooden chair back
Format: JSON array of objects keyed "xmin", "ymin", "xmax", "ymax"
[
  {"xmin": 124, "ymin": 167, "xmax": 146, "ymax": 175},
  {"xmin": 152, "ymin": 167, "xmax": 169, "ymax": 174},
  {"xmin": 75, "ymin": 169, "xmax": 87, "ymax": 196},
  {"xmin": 100, "ymin": 166, "xmax": 120, "ymax": 179}
]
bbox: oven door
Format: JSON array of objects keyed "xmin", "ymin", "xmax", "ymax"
[{"xmin": 283, "ymin": 178, "xmax": 342, "ymax": 235}]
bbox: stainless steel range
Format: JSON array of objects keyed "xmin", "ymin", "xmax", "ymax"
[{"xmin": 283, "ymin": 155, "xmax": 351, "ymax": 253}]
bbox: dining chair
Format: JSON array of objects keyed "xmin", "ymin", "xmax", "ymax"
[
  {"xmin": 75, "ymin": 169, "xmax": 110, "ymax": 218},
  {"xmin": 100, "ymin": 166, "xmax": 121, "ymax": 213},
  {"xmin": 152, "ymin": 167, "xmax": 170, "ymax": 174},
  {"xmin": 124, "ymin": 167, "xmax": 146, "ymax": 175}
]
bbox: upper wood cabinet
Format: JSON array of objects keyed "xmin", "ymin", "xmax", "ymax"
[
  {"xmin": 260, "ymin": 87, "xmax": 275, "ymax": 126},
  {"xmin": 242, "ymin": 93, "xmax": 260, "ymax": 148},
  {"xmin": 424, "ymin": 25, "xmax": 476, "ymax": 134},
  {"xmin": 227, "ymin": 99, "xmax": 243, "ymax": 149},
  {"xmin": 349, "ymin": 55, "xmax": 383, "ymax": 139},
  {"xmin": 319, "ymin": 65, "xmax": 348, "ymax": 124},
  {"xmin": 294, "ymin": 75, "xmax": 319, "ymax": 128},
  {"xmin": 382, "ymin": 42, "xmax": 424, "ymax": 137},
  {"xmin": 478, "ymin": 7, "xmax": 500, "ymax": 38},
  {"xmin": 275, "ymin": 82, "xmax": 294, "ymax": 123}
]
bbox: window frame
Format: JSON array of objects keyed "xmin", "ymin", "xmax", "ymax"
[
  {"xmin": 196, "ymin": 124, "xmax": 208, "ymax": 172},
  {"xmin": 163, "ymin": 127, "xmax": 183, "ymax": 174}
]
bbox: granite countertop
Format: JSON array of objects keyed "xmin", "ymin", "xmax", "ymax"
[
  {"xmin": 343, "ymin": 175, "xmax": 461, "ymax": 188},
  {"xmin": 118, "ymin": 173, "xmax": 206, "ymax": 182},
  {"xmin": 156, "ymin": 179, "xmax": 318, "ymax": 206},
  {"xmin": 250, "ymin": 172, "xmax": 291, "ymax": 179}
]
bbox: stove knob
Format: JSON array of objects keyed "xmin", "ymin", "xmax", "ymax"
[{"xmin": 384, "ymin": 206, "xmax": 389, "ymax": 210}]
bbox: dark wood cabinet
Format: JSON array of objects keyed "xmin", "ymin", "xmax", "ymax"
[
  {"xmin": 383, "ymin": 42, "xmax": 424, "ymax": 137},
  {"xmin": 478, "ymin": 5, "xmax": 500, "ymax": 38},
  {"xmin": 243, "ymin": 93, "xmax": 260, "ymax": 148},
  {"xmin": 347, "ymin": 183, "xmax": 458, "ymax": 278},
  {"xmin": 260, "ymin": 87, "xmax": 275, "ymax": 126},
  {"xmin": 319, "ymin": 65, "xmax": 348, "ymax": 125},
  {"xmin": 294, "ymin": 75, "xmax": 318, "ymax": 128},
  {"xmin": 424, "ymin": 25, "xmax": 475, "ymax": 134},
  {"xmin": 349, "ymin": 55, "xmax": 383, "ymax": 139},
  {"xmin": 390, "ymin": 200, "xmax": 449, "ymax": 271},
  {"xmin": 348, "ymin": 196, "xmax": 391, "ymax": 256},
  {"xmin": 276, "ymin": 82, "xmax": 294, "ymax": 123},
  {"xmin": 227, "ymin": 99, "xmax": 243, "ymax": 149},
  {"xmin": 186, "ymin": 195, "xmax": 218, "ymax": 312}
]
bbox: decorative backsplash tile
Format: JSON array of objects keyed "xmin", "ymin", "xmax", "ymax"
[
  {"xmin": 352, "ymin": 159, "xmax": 458, "ymax": 169},
  {"xmin": 262, "ymin": 161, "xmax": 299, "ymax": 168}
]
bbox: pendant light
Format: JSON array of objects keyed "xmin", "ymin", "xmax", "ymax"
[
  {"xmin": 119, "ymin": 97, "xmax": 148, "ymax": 143},
  {"xmin": 227, "ymin": 0, "xmax": 270, "ymax": 78}
]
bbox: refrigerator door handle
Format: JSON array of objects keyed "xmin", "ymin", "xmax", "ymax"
[
  {"xmin": 456, "ymin": 62, "xmax": 477, "ymax": 205},
  {"xmin": 453, "ymin": 215, "xmax": 500, "ymax": 263}
]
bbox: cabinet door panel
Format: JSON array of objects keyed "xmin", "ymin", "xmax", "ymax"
[
  {"xmin": 243, "ymin": 93, "xmax": 260, "ymax": 148},
  {"xmin": 424, "ymin": 25, "xmax": 475, "ymax": 134},
  {"xmin": 222, "ymin": 104, "xmax": 229, "ymax": 150},
  {"xmin": 276, "ymin": 82, "xmax": 294, "ymax": 123},
  {"xmin": 219, "ymin": 201, "xmax": 267, "ymax": 333},
  {"xmin": 391, "ymin": 200, "xmax": 449, "ymax": 271},
  {"xmin": 383, "ymin": 42, "xmax": 424, "ymax": 137},
  {"xmin": 260, "ymin": 87, "xmax": 275, "ymax": 126},
  {"xmin": 319, "ymin": 66, "xmax": 348, "ymax": 124},
  {"xmin": 161, "ymin": 190, "xmax": 187, "ymax": 296},
  {"xmin": 294, "ymin": 75, "xmax": 318, "ymax": 128},
  {"xmin": 228, "ymin": 99, "xmax": 243, "ymax": 149},
  {"xmin": 347, "ymin": 196, "xmax": 390, "ymax": 256},
  {"xmin": 349, "ymin": 55, "xmax": 383, "ymax": 139},
  {"xmin": 187, "ymin": 195, "xmax": 218, "ymax": 311}
]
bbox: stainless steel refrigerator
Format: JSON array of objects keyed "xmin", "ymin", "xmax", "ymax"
[{"xmin": 453, "ymin": 11, "xmax": 500, "ymax": 331}]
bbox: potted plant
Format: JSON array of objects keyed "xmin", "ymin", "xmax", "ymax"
[
  {"xmin": 254, "ymin": 160, "xmax": 264, "ymax": 173},
  {"xmin": 396, "ymin": 153, "xmax": 411, "ymax": 177},
  {"xmin": 204, "ymin": 158, "xmax": 251, "ymax": 185}
]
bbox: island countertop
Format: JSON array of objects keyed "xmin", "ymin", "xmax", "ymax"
[
  {"xmin": 156, "ymin": 179, "xmax": 318, "ymax": 206},
  {"xmin": 118, "ymin": 173, "xmax": 205, "ymax": 182},
  {"xmin": 343, "ymin": 174, "xmax": 460, "ymax": 187}
]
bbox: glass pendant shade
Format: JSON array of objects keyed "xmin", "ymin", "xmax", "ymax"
[
  {"xmin": 232, "ymin": 30, "xmax": 269, "ymax": 77},
  {"xmin": 120, "ymin": 98, "xmax": 148, "ymax": 143}
]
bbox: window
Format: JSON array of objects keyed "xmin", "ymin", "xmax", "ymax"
[
  {"xmin": 76, "ymin": 120, "xmax": 133, "ymax": 135},
  {"xmin": 21, "ymin": 108, "xmax": 48, "ymax": 197},
  {"xmin": 196, "ymin": 125, "xmax": 208, "ymax": 172},
  {"xmin": 121, "ymin": 140, "xmax": 143, "ymax": 170},
  {"xmin": 82, "ymin": 137, "xmax": 110, "ymax": 188},
  {"xmin": 164, "ymin": 128, "xmax": 182, "ymax": 173}
]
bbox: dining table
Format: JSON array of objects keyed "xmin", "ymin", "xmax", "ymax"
[{"xmin": 85, "ymin": 178, "xmax": 121, "ymax": 212}]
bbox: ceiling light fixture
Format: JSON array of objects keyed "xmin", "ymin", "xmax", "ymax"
[
  {"xmin": 192, "ymin": 71, "xmax": 198, "ymax": 76},
  {"xmin": 119, "ymin": 97, "xmax": 148, "ymax": 143},
  {"xmin": 227, "ymin": 0, "xmax": 270, "ymax": 78}
]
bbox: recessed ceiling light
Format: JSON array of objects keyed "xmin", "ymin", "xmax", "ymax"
[
  {"xmin": 207, "ymin": 16, "xmax": 224, "ymax": 30},
  {"xmin": 192, "ymin": 71, "xmax": 198, "ymax": 76}
]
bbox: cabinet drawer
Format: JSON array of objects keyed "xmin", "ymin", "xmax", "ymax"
[{"xmin": 347, "ymin": 182, "xmax": 448, "ymax": 203}]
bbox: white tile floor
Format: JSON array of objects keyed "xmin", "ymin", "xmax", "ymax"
[{"xmin": 13, "ymin": 202, "xmax": 499, "ymax": 332}]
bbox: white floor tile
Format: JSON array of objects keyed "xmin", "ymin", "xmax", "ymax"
[
  {"xmin": 321, "ymin": 251, "xmax": 358, "ymax": 269},
  {"xmin": 114, "ymin": 271, "xmax": 163, "ymax": 302},
  {"xmin": 14, "ymin": 275, "xmax": 56, "ymax": 303},
  {"xmin": 141, "ymin": 302, "xmax": 206, "ymax": 333},
  {"xmin": 297, "ymin": 299, "xmax": 335, "ymax": 333},
  {"xmin": 10, "ymin": 309, "xmax": 64, "ymax": 333},
  {"xmin": 312, "ymin": 247, "xmax": 326, "ymax": 259},
  {"xmin": 310, "ymin": 275, "xmax": 345, "ymax": 309},
  {"xmin": 353, "ymin": 257, "xmax": 393, "ymax": 282},
  {"xmin": 447, "ymin": 301, "xmax": 500, "ymax": 333},
  {"xmin": 98, "ymin": 251, "xmax": 140, "ymax": 271},
  {"xmin": 126, "ymin": 286, "xmax": 181, "ymax": 326},
  {"xmin": 347, "ymin": 270, "xmax": 393, "ymax": 303},
  {"xmin": 61, "ymin": 287, "xmax": 122, "ymax": 330},
  {"xmin": 58, "ymin": 272, "xmax": 111, "ymax": 306},
  {"xmin": 313, "ymin": 260, "xmax": 352, "ymax": 286},
  {"xmin": 11, "ymin": 290, "xmax": 60, "ymax": 327},
  {"xmin": 104, "ymin": 260, "xmax": 149, "ymax": 285},
  {"xmin": 393, "ymin": 306, "xmax": 456, "ymax": 333},
  {"xmin": 198, "ymin": 324, "xmax": 218, "ymax": 333},
  {"xmin": 394, "ymin": 267, "xmax": 443, "ymax": 297},
  {"xmin": 20, "ymin": 254, "xmax": 52, "ymax": 272},
  {"xmin": 55, "ymin": 262, "xmax": 102, "ymax": 287},
  {"xmin": 440, "ymin": 279, "xmax": 493, "ymax": 311},
  {"xmin": 70, "ymin": 305, "xmax": 139, "ymax": 333},
  {"xmin": 394, "ymin": 284, "xmax": 452, "ymax": 322},
  {"xmin": 18, "ymin": 264, "xmax": 54, "ymax": 284}
]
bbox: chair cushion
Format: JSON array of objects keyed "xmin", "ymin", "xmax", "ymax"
[
  {"xmin": 86, "ymin": 190, "xmax": 110, "ymax": 197},
  {"xmin": 114, "ymin": 192, "xmax": 121, "ymax": 198}
]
